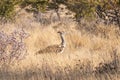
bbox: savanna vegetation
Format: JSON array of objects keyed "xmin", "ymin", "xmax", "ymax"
[{"xmin": 0, "ymin": 0, "xmax": 120, "ymax": 80}]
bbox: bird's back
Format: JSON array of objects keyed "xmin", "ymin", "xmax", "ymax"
[{"xmin": 35, "ymin": 44, "xmax": 64, "ymax": 55}]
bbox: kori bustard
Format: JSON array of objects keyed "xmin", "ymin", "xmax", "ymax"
[{"xmin": 35, "ymin": 31, "xmax": 66, "ymax": 55}]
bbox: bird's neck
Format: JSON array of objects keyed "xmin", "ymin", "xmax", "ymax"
[{"xmin": 60, "ymin": 34, "xmax": 66, "ymax": 47}]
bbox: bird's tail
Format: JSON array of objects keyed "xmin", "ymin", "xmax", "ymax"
[{"xmin": 35, "ymin": 50, "xmax": 45, "ymax": 55}]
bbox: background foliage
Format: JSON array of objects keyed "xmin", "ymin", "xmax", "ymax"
[{"xmin": 0, "ymin": 0, "xmax": 120, "ymax": 22}]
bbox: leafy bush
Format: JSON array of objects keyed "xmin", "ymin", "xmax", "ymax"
[
  {"xmin": 0, "ymin": 0, "xmax": 22, "ymax": 22},
  {"xmin": 20, "ymin": 0, "xmax": 49, "ymax": 12},
  {"xmin": 0, "ymin": 0, "xmax": 120, "ymax": 22}
]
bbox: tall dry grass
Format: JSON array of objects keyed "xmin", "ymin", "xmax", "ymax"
[{"xmin": 0, "ymin": 14, "xmax": 120, "ymax": 80}]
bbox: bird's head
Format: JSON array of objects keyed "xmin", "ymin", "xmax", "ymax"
[{"xmin": 57, "ymin": 31, "xmax": 66, "ymax": 35}]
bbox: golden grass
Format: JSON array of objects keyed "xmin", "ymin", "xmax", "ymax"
[{"xmin": 0, "ymin": 17, "xmax": 120, "ymax": 80}]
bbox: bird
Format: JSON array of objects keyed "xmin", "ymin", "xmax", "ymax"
[{"xmin": 35, "ymin": 31, "xmax": 66, "ymax": 55}]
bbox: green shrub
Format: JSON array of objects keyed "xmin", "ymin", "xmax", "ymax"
[
  {"xmin": 20, "ymin": 0, "xmax": 49, "ymax": 12},
  {"xmin": 0, "ymin": 0, "xmax": 120, "ymax": 22},
  {"xmin": 0, "ymin": 0, "xmax": 22, "ymax": 22}
]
